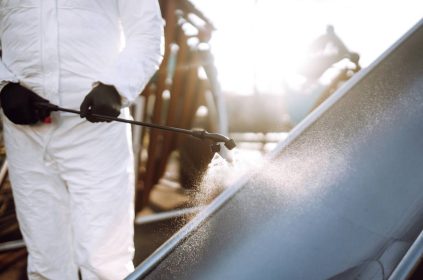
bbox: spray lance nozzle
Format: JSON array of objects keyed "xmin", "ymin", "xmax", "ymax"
[
  {"xmin": 191, "ymin": 130, "xmax": 236, "ymax": 152},
  {"xmin": 35, "ymin": 102, "xmax": 236, "ymax": 152}
]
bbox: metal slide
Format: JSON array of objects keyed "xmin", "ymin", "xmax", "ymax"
[{"xmin": 127, "ymin": 19, "xmax": 423, "ymax": 280}]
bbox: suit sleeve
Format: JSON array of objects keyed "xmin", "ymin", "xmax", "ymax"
[{"xmin": 98, "ymin": 0, "xmax": 164, "ymax": 104}]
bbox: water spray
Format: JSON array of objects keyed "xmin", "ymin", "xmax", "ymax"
[{"xmin": 36, "ymin": 102, "xmax": 236, "ymax": 152}]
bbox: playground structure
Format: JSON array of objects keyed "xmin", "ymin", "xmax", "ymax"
[
  {"xmin": 127, "ymin": 19, "xmax": 423, "ymax": 280},
  {"xmin": 133, "ymin": 0, "xmax": 229, "ymax": 210}
]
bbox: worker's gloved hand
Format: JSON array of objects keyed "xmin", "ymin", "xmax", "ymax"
[
  {"xmin": 80, "ymin": 83, "xmax": 121, "ymax": 123},
  {"xmin": 0, "ymin": 82, "xmax": 52, "ymax": 125}
]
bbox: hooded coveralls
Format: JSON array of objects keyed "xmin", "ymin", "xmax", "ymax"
[{"xmin": 0, "ymin": 0, "xmax": 163, "ymax": 279}]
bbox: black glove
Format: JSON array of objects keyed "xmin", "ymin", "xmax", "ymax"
[
  {"xmin": 80, "ymin": 83, "xmax": 122, "ymax": 123},
  {"xmin": 0, "ymin": 82, "xmax": 51, "ymax": 125}
]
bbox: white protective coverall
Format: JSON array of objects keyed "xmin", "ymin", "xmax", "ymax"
[{"xmin": 0, "ymin": 0, "xmax": 163, "ymax": 279}]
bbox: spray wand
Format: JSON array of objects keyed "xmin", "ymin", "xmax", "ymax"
[{"xmin": 36, "ymin": 102, "xmax": 236, "ymax": 152}]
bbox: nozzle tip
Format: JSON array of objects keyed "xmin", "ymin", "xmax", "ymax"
[{"xmin": 224, "ymin": 139, "xmax": 236, "ymax": 150}]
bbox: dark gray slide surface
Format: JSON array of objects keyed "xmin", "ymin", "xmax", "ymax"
[{"xmin": 130, "ymin": 20, "xmax": 423, "ymax": 280}]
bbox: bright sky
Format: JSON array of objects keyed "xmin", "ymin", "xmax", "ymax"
[{"xmin": 191, "ymin": 0, "xmax": 422, "ymax": 95}]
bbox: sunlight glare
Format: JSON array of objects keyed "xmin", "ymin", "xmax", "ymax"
[{"xmin": 191, "ymin": 0, "xmax": 422, "ymax": 95}]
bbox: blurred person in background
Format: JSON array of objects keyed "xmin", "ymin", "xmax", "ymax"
[{"xmin": 299, "ymin": 24, "xmax": 350, "ymax": 81}]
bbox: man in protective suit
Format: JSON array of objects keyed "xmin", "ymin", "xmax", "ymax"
[{"xmin": 0, "ymin": 0, "xmax": 163, "ymax": 279}]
